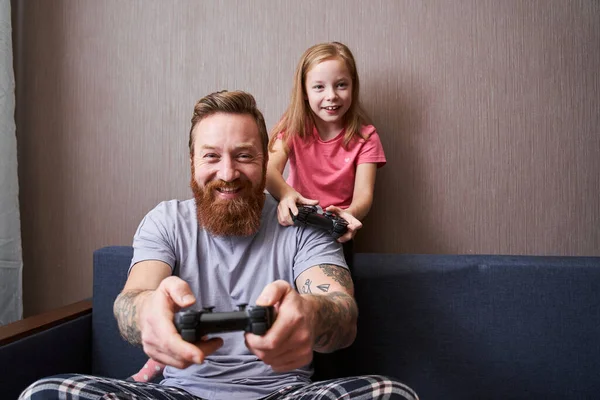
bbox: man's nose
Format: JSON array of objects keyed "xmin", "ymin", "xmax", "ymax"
[{"xmin": 217, "ymin": 158, "xmax": 240, "ymax": 182}]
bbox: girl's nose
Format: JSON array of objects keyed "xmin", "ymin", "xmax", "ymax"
[{"xmin": 326, "ymin": 87, "xmax": 338, "ymax": 100}]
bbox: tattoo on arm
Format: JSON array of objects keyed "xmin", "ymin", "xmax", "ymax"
[
  {"xmin": 113, "ymin": 289, "xmax": 149, "ymax": 346},
  {"xmin": 296, "ymin": 264, "xmax": 356, "ymax": 352},
  {"xmin": 301, "ymin": 279, "xmax": 312, "ymax": 294},
  {"xmin": 318, "ymin": 264, "xmax": 353, "ymax": 290},
  {"xmin": 316, "ymin": 284, "xmax": 330, "ymax": 292},
  {"xmin": 312, "ymin": 291, "xmax": 358, "ymax": 353}
]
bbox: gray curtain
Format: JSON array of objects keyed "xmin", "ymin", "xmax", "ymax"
[{"xmin": 0, "ymin": 0, "xmax": 22, "ymax": 325}]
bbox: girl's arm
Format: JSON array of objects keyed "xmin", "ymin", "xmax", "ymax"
[
  {"xmin": 325, "ymin": 163, "xmax": 377, "ymax": 243},
  {"xmin": 266, "ymin": 139, "xmax": 318, "ymax": 225},
  {"xmin": 345, "ymin": 162, "xmax": 378, "ymax": 221},
  {"xmin": 266, "ymin": 139, "xmax": 294, "ymax": 201}
]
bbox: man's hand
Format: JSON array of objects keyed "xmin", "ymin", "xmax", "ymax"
[
  {"xmin": 277, "ymin": 191, "xmax": 320, "ymax": 226},
  {"xmin": 244, "ymin": 280, "xmax": 316, "ymax": 372},
  {"xmin": 325, "ymin": 205, "xmax": 363, "ymax": 243},
  {"xmin": 114, "ymin": 276, "xmax": 223, "ymax": 370},
  {"xmin": 245, "ymin": 266, "xmax": 358, "ymax": 373}
]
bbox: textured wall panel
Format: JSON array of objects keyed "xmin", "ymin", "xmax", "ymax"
[{"xmin": 14, "ymin": 0, "xmax": 600, "ymax": 316}]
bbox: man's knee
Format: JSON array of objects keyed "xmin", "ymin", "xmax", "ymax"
[
  {"xmin": 354, "ymin": 375, "xmax": 419, "ymax": 400},
  {"xmin": 300, "ymin": 374, "xmax": 418, "ymax": 400},
  {"xmin": 19, "ymin": 373, "xmax": 81, "ymax": 399}
]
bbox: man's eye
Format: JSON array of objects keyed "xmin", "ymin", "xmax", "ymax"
[
  {"xmin": 203, "ymin": 153, "xmax": 219, "ymax": 159},
  {"xmin": 238, "ymin": 154, "xmax": 253, "ymax": 161}
]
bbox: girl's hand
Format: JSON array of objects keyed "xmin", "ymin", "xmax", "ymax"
[
  {"xmin": 277, "ymin": 192, "xmax": 319, "ymax": 226},
  {"xmin": 325, "ymin": 206, "xmax": 363, "ymax": 243}
]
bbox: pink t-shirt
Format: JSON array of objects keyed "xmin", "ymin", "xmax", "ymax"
[{"xmin": 279, "ymin": 125, "xmax": 386, "ymax": 209}]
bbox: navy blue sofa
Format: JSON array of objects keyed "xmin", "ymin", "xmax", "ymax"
[{"xmin": 2, "ymin": 246, "xmax": 600, "ymax": 399}]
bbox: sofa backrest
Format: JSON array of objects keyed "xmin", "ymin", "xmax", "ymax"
[
  {"xmin": 93, "ymin": 247, "xmax": 600, "ymax": 399},
  {"xmin": 92, "ymin": 246, "xmax": 146, "ymax": 378}
]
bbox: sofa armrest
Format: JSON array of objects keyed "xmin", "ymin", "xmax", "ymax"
[
  {"xmin": 0, "ymin": 300, "xmax": 92, "ymax": 345},
  {"xmin": 0, "ymin": 300, "xmax": 93, "ymax": 399}
]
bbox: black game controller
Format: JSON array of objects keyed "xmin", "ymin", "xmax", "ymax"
[
  {"xmin": 292, "ymin": 205, "xmax": 349, "ymax": 239},
  {"xmin": 174, "ymin": 304, "xmax": 276, "ymax": 343}
]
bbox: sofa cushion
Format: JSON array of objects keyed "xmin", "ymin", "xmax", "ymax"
[{"xmin": 339, "ymin": 253, "xmax": 600, "ymax": 399}]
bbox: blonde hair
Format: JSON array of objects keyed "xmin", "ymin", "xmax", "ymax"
[
  {"xmin": 269, "ymin": 42, "xmax": 371, "ymax": 152},
  {"xmin": 189, "ymin": 90, "xmax": 269, "ymax": 157}
]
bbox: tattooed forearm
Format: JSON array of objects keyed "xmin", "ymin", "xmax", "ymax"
[
  {"xmin": 113, "ymin": 289, "xmax": 151, "ymax": 346},
  {"xmin": 311, "ymin": 291, "xmax": 358, "ymax": 353}
]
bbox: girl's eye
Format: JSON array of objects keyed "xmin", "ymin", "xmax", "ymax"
[
  {"xmin": 337, "ymin": 82, "xmax": 348, "ymax": 88},
  {"xmin": 313, "ymin": 85, "xmax": 323, "ymax": 90}
]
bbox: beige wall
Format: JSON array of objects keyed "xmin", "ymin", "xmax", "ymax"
[{"xmin": 13, "ymin": 0, "xmax": 600, "ymax": 317}]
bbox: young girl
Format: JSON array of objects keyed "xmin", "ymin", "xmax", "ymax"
[{"xmin": 266, "ymin": 42, "xmax": 386, "ymax": 264}]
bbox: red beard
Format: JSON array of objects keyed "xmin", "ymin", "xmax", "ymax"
[{"xmin": 190, "ymin": 174, "xmax": 265, "ymax": 237}]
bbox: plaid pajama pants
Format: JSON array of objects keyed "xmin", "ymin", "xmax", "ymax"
[{"xmin": 19, "ymin": 373, "xmax": 419, "ymax": 400}]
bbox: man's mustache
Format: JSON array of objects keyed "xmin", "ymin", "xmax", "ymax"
[{"xmin": 204, "ymin": 180, "xmax": 251, "ymax": 191}]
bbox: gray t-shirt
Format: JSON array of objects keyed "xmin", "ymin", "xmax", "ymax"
[{"xmin": 130, "ymin": 195, "xmax": 347, "ymax": 400}]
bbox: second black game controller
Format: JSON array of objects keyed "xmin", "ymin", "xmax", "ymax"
[
  {"xmin": 292, "ymin": 205, "xmax": 349, "ymax": 239},
  {"xmin": 174, "ymin": 304, "xmax": 275, "ymax": 343}
]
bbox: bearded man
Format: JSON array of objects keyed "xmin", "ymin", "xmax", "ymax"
[{"xmin": 19, "ymin": 91, "xmax": 418, "ymax": 400}]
